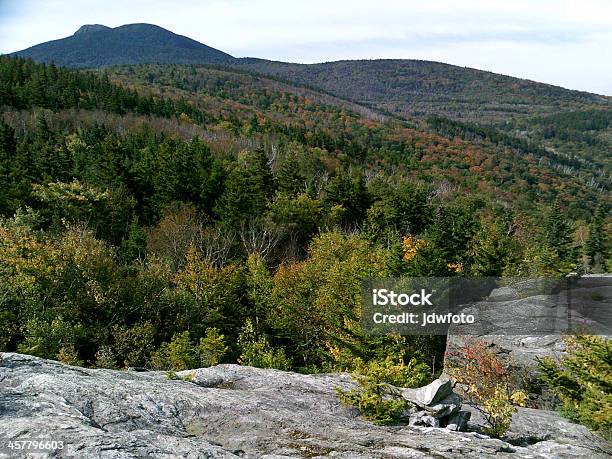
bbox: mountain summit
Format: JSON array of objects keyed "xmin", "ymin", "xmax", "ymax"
[
  {"xmin": 73, "ymin": 24, "xmax": 111, "ymax": 35},
  {"xmin": 13, "ymin": 23, "xmax": 235, "ymax": 68}
]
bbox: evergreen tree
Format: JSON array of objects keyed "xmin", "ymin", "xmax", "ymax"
[
  {"xmin": 324, "ymin": 169, "xmax": 370, "ymax": 226},
  {"xmin": 0, "ymin": 120, "xmax": 16, "ymax": 215},
  {"xmin": 276, "ymin": 152, "xmax": 306, "ymax": 196},
  {"xmin": 215, "ymin": 149, "xmax": 274, "ymax": 229},
  {"xmin": 585, "ymin": 205, "xmax": 609, "ymax": 272},
  {"xmin": 546, "ymin": 201, "xmax": 573, "ymax": 262}
]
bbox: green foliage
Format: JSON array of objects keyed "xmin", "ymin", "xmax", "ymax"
[
  {"xmin": 0, "ymin": 55, "xmax": 210, "ymax": 122},
  {"xmin": 469, "ymin": 214, "xmax": 516, "ymax": 276},
  {"xmin": 585, "ymin": 205, "xmax": 610, "ymax": 273},
  {"xmin": 336, "ymin": 355, "xmax": 430, "ymax": 425},
  {"xmin": 238, "ymin": 319, "xmax": 292, "ymax": 370},
  {"xmin": 0, "ymin": 53, "xmax": 606, "ymax": 385},
  {"xmin": 32, "ymin": 180, "xmax": 134, "ymax": 242},
  {"xmin": 198, "ymin": 328, "xmax": 229, "ymax": 367},
  {"xmin": 545, "ymin": 201, "xmax": 573, "ymax": 262},
  {"xmin": 215, "ymin": 149, "xmax": 274, "ymax": 229},
  {"xmin": 111, "ymin": 322, "xmax": 157, "ymax": 368},
  {"xmin": 538, "ymin": 336, "xmax": 612, "ymax": 440},
  {"xmin": 94, "ymin": 345, "xmax": 117, "ymax": 369},
  {"xmin": 324, "ymin": 169, "xmax": 370, "ymax": 226},
  {"xmin": 57, "ymin": 344, "xmax": 84, "ymax": 366},
  {"xmin": 18, "ymin": 317, "xmax": 82, "ymax": 361},
  {"xmin": 151, "ymin": 331, "xmax": 197, "ymax": 371}
]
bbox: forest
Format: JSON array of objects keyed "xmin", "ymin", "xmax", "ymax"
[{"xmin": 0, "ymin": 56, "xmax": 610, "ymax": 380}]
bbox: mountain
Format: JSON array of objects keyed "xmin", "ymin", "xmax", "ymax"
[
  {"xmin": 12, "ymin": 23, "xmax": 235, "ymax": 68},
  {"xmin": 0, "ymin": 47, "xmax": 610, "ymax": 445},
  {"xmin": 7, "ymin": 23, "xmax": 612, "ymax": 191},
  {"xmin": 235, "ymin": 58, "xmax": 611, "ymax": 123},
  {"xmin": 11, "ymin": 23, "xmax": 610, "ymax": 126}
]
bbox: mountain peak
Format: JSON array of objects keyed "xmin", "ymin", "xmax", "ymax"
[
  {"xmin": 74, "ymin": 24, "xmax": 111, "ymax": 35},
  {"xmin": 14, "ymin": 23, "xmax": 235, "ymax": 68}
]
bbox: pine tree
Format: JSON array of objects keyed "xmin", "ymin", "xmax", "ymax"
[
  {"xmin": 0, "ymin": 120, "xmax": 16, "ymax": 215},
  {"xmin": 585, "ymin": 205, "xmax": 609, "ymax": 272},
  {"xmin": 215, "ymin": 149, "xmax": 274, "ymax": 229},
  {"xmin": 324, "ymin": 169, "xmax": 370, "ymax": 226},
  {"xmin": 545, "ymin": 201, "xmax": 573, "ymax": 262},
  {"xmin": 276, "ymin": 153, "xmax": 306, "ymax": 196}
]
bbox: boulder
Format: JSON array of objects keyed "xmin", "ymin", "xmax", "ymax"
[
  {"xmin": 428, "ymin": 392, "xmax": 462, "ymax": 418},
  {"xmin": 409, "ymin": 412, "xmax": 440, "ymax": 428},
  {"xmin": 402, "ymin": 376, "xmax": 453, "ymax": 406}
]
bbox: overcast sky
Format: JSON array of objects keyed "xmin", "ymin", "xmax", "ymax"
[{"xmin": 1, "ymin": 0, "xmax": 611, "ymax": 95}]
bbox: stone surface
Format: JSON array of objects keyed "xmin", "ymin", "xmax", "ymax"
[
  {"xmin": 402, "ymin": 375, "xmax": 453, "ymax": 406},
  {"xmin": 409, "ymin": 412, "xmax": 440, "ymax": 428},
  {"xmin": 446, "ymin": 410, "xmax": 471, "ymax": 432},
  {"xmin": 1, "ymin": 353, "xmax": 610, "ymax": 458},
  {"xmin": 445, "ymin": 275, "xmax": 612, "ymax": 406},
  {"xmin": 428, "ymin": 392, "xmax": 462, "ymax": 418}
]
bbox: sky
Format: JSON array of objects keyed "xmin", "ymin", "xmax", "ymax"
[{"xmin": 1, "ymin": 0, "xmax": 611, "ymax": 95}]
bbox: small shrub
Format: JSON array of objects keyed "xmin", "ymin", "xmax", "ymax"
[
  {"xmin": 94, "ymin": 345, "xmax": 117, "ymax": 369},
  {"xmin": 57, "ymin": 345, "xmax": 84, "ymax": 366},
  {"xmin": 237, "ymin": 319, "xmax": 291, "ymax": 370},
  {"xmin": 336, "ymin": 355, "xmax": 430, "ymax": 425},
  {"xmin": 180, "ymin": 371, "xmax": 196, "ymax": 382},
  {"xmin": 111, "ymin": 322, "xmax": 156, "ymax": 368},
  {"xmin": 447, "ymin": 339, "xmax": 527, "ymax": 437},
  {"xmin": 165, "ymin": 371, "xmax": 196, "ymax": 382},
  {"xmin": 198, "ymin": 328, "xmax": 229, "ymax": 367},
  {"xmin": 18, "ymin": 317, "xmax": 81, "ymax": 361},
  {"xmin": 151, "ymin": 331, "xmax": 197, "ymax": 371},
  {"xmin": 538, "ymin": 336, "xmax": 611, "ymax": 440}
]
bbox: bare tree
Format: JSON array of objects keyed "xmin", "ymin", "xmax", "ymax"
[
  {"xmin": 239, "ymin": 219, "xmax": 284, "ymax": 262},
  {"xmin": 195, "ymin": 226, "xmax": 235, "ymax": 268}
]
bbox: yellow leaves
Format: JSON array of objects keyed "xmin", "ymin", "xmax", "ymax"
[
  {"xmin": 32, "ymin": 180, "xmax": 111, "ymax": 205},
  {"xmin": 447, "ymin": 261, "xmax": 463, "ymax": 273},
  {"xmin": 482, "ymin": 384, "xmax": 517, "ymax": 437},
  {"xmin": 177, "ymin": 112, "xmax": 192, "ymax": 124},
  {"xmin": 510, "ymin": 390, "xmax": 528, "ymax": 407},
  {"xmin": 402, "ymin": 235, "xmax": 426, "ymax": 262}
]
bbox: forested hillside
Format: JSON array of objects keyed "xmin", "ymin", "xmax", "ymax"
[
  {"xmin": 14, "ymin": 23, "xmax": 611, "ymax": 125},
  {"xmin": 235, "ymin": 58, "xmax": 611, "ymax": 122},
  {"xmin": 0, "ymin": 56, "xmax": 610, "ymax": 377}
]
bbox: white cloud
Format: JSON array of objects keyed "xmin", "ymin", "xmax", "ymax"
[{"xmin": 1, "ymin": 0, "xmax": 611, "ymax": 94}]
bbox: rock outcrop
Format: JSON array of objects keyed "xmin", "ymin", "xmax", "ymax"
[
  {"xmin": 445, "ymin": 275, "xmax": 612, "ymax": 406},
  {"xmin": 1, "ymin": 353, "xmax": 610, "ymax": 458},
  {"xmin": 401, "ymin": 376, "xmax": 469, "ymax": 430}
]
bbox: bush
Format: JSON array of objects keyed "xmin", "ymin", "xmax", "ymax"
[
  {"xmin": 538, "ymin": 336, "xmax": 611, "ymax": 440},
  {"xmin": 336, "ymin": 355, "xmax": 430, "ymax": 425},
  {"xmin": 238, "ymin": 319, "xmax": 291, "ymax": 370},
  {"xmin": 94, "ymin": 345, "xmax": 117, "ymax": 369},
  {"xmin": 151, "ymin": 331, "xmax": 197, "ymax": 371},
  {"xmin": 447, "ymin": 339, "xmax": 527, "ymax": 438},
  {"xmin": 57, "ymin": 345, "xmax": 84, "ymax": 366},
  {"xmin": 111, "ymin": 322, "xmax": 156, "ymax": 368},
  {"xmin": 18, "ymin": 317, "xmax": 82, "ymax": 361},
  {"xmin": 198, "ymin": 327, "xmax": 229, "ymax": 367}
]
